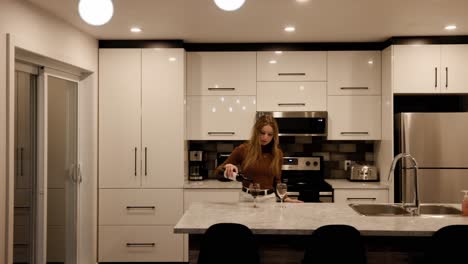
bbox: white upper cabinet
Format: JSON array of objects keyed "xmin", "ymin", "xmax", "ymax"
[
  {"xmin": 257, "ymin": 51, "xmax": 327, "ymax": 81},
  {"xmin": 327, "ymin": 96, "xmax": 381, "ymax": 140},
  {"xmin": 327, "ymin": 51, "xmax": 382, "ymax": 95},
  {"xmin": 187, "ymin": 52, "xmax": 256, "ymax": 95},
  {"xmin": 186, "ymin": 96, "xmax": 256, "ymax": 140},
  {"xmin": 99, "ymin": 49, "xmax": 142, "ymax": 188},
  {"xmin": 99, "ymin": 48, "xmax": 184, "ymax": 188},
  {"xmin": 440, "ymin": 45, "xmax": 468, "ymax": 94},
  {"xmin": 394, "ymin": 44, "xmax": 468, "ymax": 94},
  {"xmin": 257, "ymin": 82, "xmax": 327, "ymax": 111}
]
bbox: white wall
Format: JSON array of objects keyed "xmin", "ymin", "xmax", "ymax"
[{"xmin": 0, "ymin": 0, "xmax": 98, "ymax": 263}]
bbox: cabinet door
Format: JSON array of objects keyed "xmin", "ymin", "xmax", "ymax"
[
  {"xmin": 186, "ymin": 96, "xmax": 256, "ymax": 140},
  {"xmin": 393, "ymin": 45, "xmax": 441, "ymax": 94},
  {"xmin": 334, "ymin": 189, "xmax": 388, "ymax": 204},
  {"xmin": 257, "ymin": 51, "xmax": 327, "ymax": 81},
  {"xmin": 257, "ymin": 82, "xmax": 327, "ymax": 111},
  {"xmin": 441, "ymin": 45, "xmax": 468, "ymax": 94},
  {"xmin": 99, "ymin": 49, "xmax": 141, "ymax": 188},
  {"xmin": 328, "ymin": 51, "xmax": 381, "ymax": 95},
  {"xmin": 142, "ymin": 49, "xmax": 184, "ymax": 188},
  {"xmin": 187, "ymin": 52, "xmax": 256, "ymax": 95},
  {"xmin": 327, "ymin": 96, "xmax": 381, "ymax": 140}
]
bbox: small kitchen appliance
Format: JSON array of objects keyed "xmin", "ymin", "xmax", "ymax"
[
  {"xmin": 189, "ymin": 150, "xmax": 207, "ymax": 181},
  {"xmin": 348, "ymin": 165, "xmax": 379, "ymax": 182}
]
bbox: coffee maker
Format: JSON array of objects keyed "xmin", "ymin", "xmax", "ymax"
[{"xmin": 189, "ymin": 151, "xmax": 206, "ymax": 181}]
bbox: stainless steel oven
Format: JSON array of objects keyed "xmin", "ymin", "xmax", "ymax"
[{"xmin": 257, "ymin": 111, "xmax": 327, "ymax": 136}]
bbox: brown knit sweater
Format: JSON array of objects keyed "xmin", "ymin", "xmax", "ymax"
[{"xmin": 218, "ymin": 143, "xmax": 283, "ymax": 190}]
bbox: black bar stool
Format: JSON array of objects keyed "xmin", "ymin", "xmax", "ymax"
[
  {"xmin": 198, "ymin": 223, "xmax": 260, "ymax": 264},
  {"xmin": 302, "ymin": 224, "xmax": 367, "ymax": 264},
  {"xmin": 426, "ymin": 225, "xmax": 468, "ymax": 264}
]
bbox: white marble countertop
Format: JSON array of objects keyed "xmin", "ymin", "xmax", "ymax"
[
  {"xmin": 184, "ymin": 179, "xmax": 242, "ymax": 189},
  {"xmin": 326, "ymin": 179, "xmax": 389, "ymax": 189},
  {"xmin": 174, "ymin": 202, "xmax": 468, "ymax": 236}
]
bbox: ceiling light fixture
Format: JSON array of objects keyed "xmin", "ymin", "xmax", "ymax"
[
  {"xmin": 130, "ymin": 27, "xmax": 142, "ymax": 33},
  {"xmin": 214, "ymin": 0, "xmax": 245, "ymax": 11},
  {"xmin": 284, "ymin": 26, "xmax": 296, "ymax": 32},
  {"xmin": 78, "ymin": 0, "xmax": 114, "ymax": 26},
  {"xmin": 445, "ymin": 25, "xmax": 457, "ymax": 30}
]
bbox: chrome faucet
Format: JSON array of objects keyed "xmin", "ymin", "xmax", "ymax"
[{"xmin": 388, "ymin": 153, "xmax": 420, "ymax": 215}]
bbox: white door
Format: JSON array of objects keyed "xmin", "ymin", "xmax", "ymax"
[
  {"xmin": 393, "ymin": 45, "xmax": 441, "ymax": 94},
  {"xmin": 99, "ymin": 49, "xmax": 142, "ymax": 188},
  {"xmin": 141, "ymin": 49, "xmax": 185, "ymax": 188},
  {"xmin": 441, "ymin": 45, "xmax": 468, "ymax": 94},
  {"xmin": 37, "ymin": 70, "xmax": 80, "ymax": 264}
]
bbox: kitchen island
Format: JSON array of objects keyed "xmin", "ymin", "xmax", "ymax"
[{"xmin": 174, "ymin": 202, "xmax": 468, "ymax": 264}]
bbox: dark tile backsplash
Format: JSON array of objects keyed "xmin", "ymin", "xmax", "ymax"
[{"xmin": 189, "ymin": 137, "xmax": 374, "ymax": 180}]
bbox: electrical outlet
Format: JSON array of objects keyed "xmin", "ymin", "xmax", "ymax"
[{"xmin": 344, "ymin": 160, "xmax": 352, "ymax": 171}]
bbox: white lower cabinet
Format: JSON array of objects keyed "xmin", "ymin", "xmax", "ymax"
[
  {"xmin": 98, "ymin": 189, "xmax": 183, "ymax": 262},
  {"xmin": 186, "ymin": 96, "xmax": 256, "ymax": 140},
  {"xmin": 327, "ymin": 95, "xmax": 381, "ymax": 140},
  {"xmin": 99, "ymin": 225, "xmax": 183, "ymax": 262},
  {"xmin": 257, "ymin": 82, "xmax": 327, "ymax": 111},
  {"xmin": 334, "ymin": 189, "xmax": 388, "ymax": 204}
]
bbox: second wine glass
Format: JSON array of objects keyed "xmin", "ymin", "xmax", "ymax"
[
  {"xmin": 276, "ymin": 183, "xmax": 287, "ymax": 208},
  {"xmin": 249, "ymin": 183, "xmax": 260, "ymax": 208}
]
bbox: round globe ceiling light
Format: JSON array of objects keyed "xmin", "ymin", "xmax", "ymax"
[
  {"xmin": 214, "ymin": 0, "xmax": 245, "ymax": 11},
  {"xmin": 78, "ymin": 0, "xmax": 114, "ymax": 26}
]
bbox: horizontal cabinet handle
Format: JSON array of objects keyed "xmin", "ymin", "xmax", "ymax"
[
  {"xmin": 347, "ymin": 197, "xmax": 377, "ymax": 201},
  {"xmin": 278, "ymin": 73, "xmax": 306, "ymax": 76},
  {"xmin": 14, "ymin": 206, "xmax": 30, "ymax": 209},
  {"xmin": 208, "ymin": 87, "xmax": 235, "ymax": 91},
  {"xmin": 340, "ymin": 132, "xmax": 369, "ymax": 135},
  {"xmin": 14, "ymin": 243, "xmax": 29, "ymax": 248},
  {"xmin": 208, "ymin": 132, "xmax": 235, "ymax": 135},
  {"xmin": 126, "ymin": 243, "xmax": 155, "ymax": 247},
  {"xmin": 278, "ymin": 103, "xmax": 306, "ymax": 106},
  {"xmin": 340, "ymin": 87, "xmax": 369, "ymax": 90},
  {"xmin": 126, "ymin": 206, "xmax": 156, "ymax": 210}
]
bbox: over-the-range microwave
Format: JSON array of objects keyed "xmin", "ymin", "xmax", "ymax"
[{"xmin": 256, "ymin": 111, "xmax": 327, "ymax": 137}]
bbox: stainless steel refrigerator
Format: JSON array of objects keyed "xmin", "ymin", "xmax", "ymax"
[{"xmin": 395, "ymin": 113, "xmax": 468, "ymax": 203}]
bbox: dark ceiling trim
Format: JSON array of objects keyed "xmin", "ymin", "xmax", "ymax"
[
  {"xmin": 99, "ymin": 40, "xmax": 184, "ymax": 48},
  {"xmin": 99, "ymin": 36, "xmax": 468, "ymax": 51},
  {"xmin": 183, "ymin": 42, "xmax": 386, "ymax": 51}
]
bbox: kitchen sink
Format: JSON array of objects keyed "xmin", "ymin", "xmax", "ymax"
[
  {"xmin": 419, "ymin": 204, "xmax": 461, "ymax": 215},
  {"xmin": 349, "ymin": 203, "xmax": 411, "ymax": 216},
  {"xmin": 349, "ymin": 203, "xmax": 462, "ymax": 216}
]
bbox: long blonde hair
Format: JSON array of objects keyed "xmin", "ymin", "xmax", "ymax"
[{"xmin": 243, "ymin": 115, "xmax": 282, "ymax": 177}]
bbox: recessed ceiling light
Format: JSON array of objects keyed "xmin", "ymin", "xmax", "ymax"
[
  {"xmin": 296, "ymin": 0, "xmax": 310, "ymax": 3},
  {"xmin": 269, "ymin": 60, "xmax": 277, "ymax": 64},
  {"xmin": 214, "ymin": 0, "xmax": 245, "ymax": 11},
  {"xmin": 275, "ymin": 51, "xmax": 283, "ymax": 54},
  {"xmin": 169, "ymin": 57, "xmax": 177, "ymax": 62},
  {"xmin": 78, "ymin": 0, "xmax": 114, "ymax": 26},
  {"xmin": 368, "ymin": 60, "xmax": 374, "ymax": 65},
  {"xmin": 284, "ymin": 26, "xmax": 296, "ymax": 32},
  {"xmin": 445, "ymin": 25, "xmax": 457, "ymax": 30},
  {"xmin": 130, "ymin": 27, "xmax": 142, "ymax": 33}
]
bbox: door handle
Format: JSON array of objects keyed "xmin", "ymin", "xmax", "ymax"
[
  {"xmin": 435, "ymin": 67, "xmax": 438, "ymax": 88},
  {"xmin": 145, "ymin": 147, "xmax": 147, "ymax": 176},
  {"xmin": 445, "ymin": 67, "xmax": 448, "ymax": 88},
  {"xmin": 134, "ymin": 147, "xmax": 137, "ymax": 176}
]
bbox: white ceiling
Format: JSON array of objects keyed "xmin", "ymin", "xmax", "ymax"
[{"xmin": 27, "ymin": 0, "xmax": 468, "ymax": 43}]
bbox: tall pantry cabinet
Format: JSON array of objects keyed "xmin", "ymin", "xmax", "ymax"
[{"xmin": 98, "ymin": 48, "xmax": 184, "ymax": 262}]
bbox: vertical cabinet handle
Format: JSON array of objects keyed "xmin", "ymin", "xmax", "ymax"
[
  {"xmin": 145, "ymin": 147, "xmax": 147, "ymax": 176},
  {"xmin": 134, "ymin": 147, "xmax": 137, "ymax": 176},
  {"xmin": 20, "ymin": 147, "xmax": 24, "ymax": 176},
  {"xmin": 445, "ymin": 67, "xmax": 448, "ymax": 88},
  {"xmin": 435, "ymin": 67, "xmax": 438, "ymax": 88}
]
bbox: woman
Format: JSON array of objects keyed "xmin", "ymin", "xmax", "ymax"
[{"xmin": 216, "ymin": 115, "xmax": 302, "ymax": 203}]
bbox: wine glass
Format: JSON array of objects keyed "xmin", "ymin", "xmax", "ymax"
[
  {"xmin": 276, "ymin": 183, "xmax": 287, "ymax": 208},
  {"xmin": 249, "ymin": 183, "xmax": 261, "ymax": 208}
]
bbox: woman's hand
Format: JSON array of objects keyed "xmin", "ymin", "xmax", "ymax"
[
  {"xmin": 284, "ymin": 197, "xmax": 304, "ymax": 203},
  {"xmin": 224, "ymin": 164, "xmax": 238, "ymax": 178}
]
